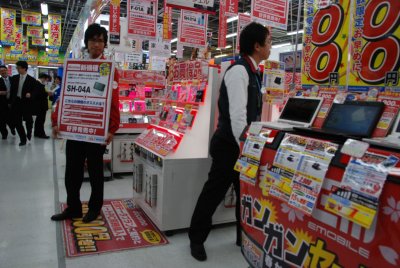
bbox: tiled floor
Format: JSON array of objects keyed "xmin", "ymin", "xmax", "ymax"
[{"xmin": 0, "ymin": 123, "xmax": 247, "ymax": 268}]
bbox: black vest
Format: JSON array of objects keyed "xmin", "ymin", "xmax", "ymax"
[{"xmin": 215, "ymin": 57, "xmax": 262, "ymax": 144}]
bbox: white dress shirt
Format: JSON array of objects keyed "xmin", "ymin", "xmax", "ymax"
[
  {"xmin": 17, "ymin": 74, "xmax": 27, "ymax": 98},
  {"xmin": 223, "ymin": 56, "xmax": 259, "ymax": 145},
  {"xmin": 3, "ymin": 76, "xmax": 11, "ymax": 99}
]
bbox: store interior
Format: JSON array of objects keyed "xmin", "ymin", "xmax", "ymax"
[{"xmin": 0, "ymin": 0, "xmax": 399, "ymax": 268}]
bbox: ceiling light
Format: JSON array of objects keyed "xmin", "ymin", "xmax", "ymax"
[
  {"xmin": 170, "ymin": 53, "xmax": 176, "ymax": 56},
  {"xmin": 215, "ymin": 54, "xmax": 228, "ymax": 58},
  {"xmin": 225, "ymin": 45, "xmax": 232, "ymax": 49},
  {"xmin": 287, "ymin": 29, "xmax": 304, "ymax": 36},
  {"xmin": 216, "ymin": 48, "xmax": 221, "ymax": 51},
  {"xmin": 272, "ymin": 42, "xmax": 292, "ymax": 48},
  {"xmin": 43, "ymin": 22, "xmax": 48, "ymax": 30},
  {"xmin": 226, "ymin": 33, "xmax": 237, "ymax": 38},
  {"xmin": 46, "ymin": 48, "xmax": 49, "ymax": 52},
  {"xmin": 41, "ymin": 3, "xmax": 48, "ymax": 16},
  {"xmin": 170, "ymin": 38, "xmax": 178, "ymax": 43},
  {"xmin": 173, "ymin": 50, "xmax": 177, "ymax": 53},
  {"xmin": 44, "ymin": 33, "xmax": 49, "ymax": 39},
  {"xmin": 227, "ymin": 16, "xmax": 238, "ymax": 23}
]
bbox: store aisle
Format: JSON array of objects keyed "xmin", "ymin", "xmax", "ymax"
[{"xmin": 0, "ymin": 136, "xmax": 58, "ymax": 268}]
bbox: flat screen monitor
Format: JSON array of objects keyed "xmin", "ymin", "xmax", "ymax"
[{"xmin": 279, "ymin": 97, "xmax": 323, "ymax": 124}]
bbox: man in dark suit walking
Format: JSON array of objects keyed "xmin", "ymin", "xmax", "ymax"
[
  {"xmin": 33, "ymin": 73, "xmax": 50, "ymax": 139},
  {"xmin": 10, "ymin": 61, "xmax": 38, "ymax": 146},
  {"xmin": 0, "ymin": 65, "xmax": 12, "ymax": 139}
]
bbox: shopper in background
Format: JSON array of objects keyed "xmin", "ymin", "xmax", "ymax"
[
  {"xmin": 9, "ymin": 61, "xmax": 39, "ymax": 146},
  {"xmin": 0, "ymin": 65, "xmax": 15, "ymax": 139},
  {"xmin": 189, "ymin": 22, "xmax": 271, "ymax": 261},
  {"xmin": 33, "ymin": 73, "xmax": 51, "ymax": 139},
  {"xmin": 51, "ymin": 23, "xmax": 120, "ymax": 223},
  {"xmin": 49, "ymin": 76, "xmax": 62, "ymax": 108}
]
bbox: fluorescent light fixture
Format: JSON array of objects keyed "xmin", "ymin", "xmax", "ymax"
[
  {"xmin": 41, "ymin": 3, "xmax": 48, "ymax": 16},
  {"xmin": 173, "ymin": 50, "xmax": 177, "ymax": 53},
  {"xmin": 46, "ymin": 41, "xmax": 49, "ymax": 46},
  {"xmin": 43, "ymin": 22, "xmax": 48, "ymax": 30},
  {"xmin": 272, "ymin": 42, "xmax": 291, "ymax": 49},
  {"xmin": 143, "ymin": 50, "xmax": 149, "ymax": 53},
  {"xmin": 170, "ymin": 53, "xmax": 176, "ymax": 56},
  {"xmin": 44, "ymin": 33, "xmax": 49, "ymax": 39},
  {"xmin": 216, "ymin": 48, "xmax": 221, "ymax": 51},
  {"xmin": 225, "ymin": 45, "xmax": 232, "ymax": 49},
  {"xmin": 46, "ymin": 48, "xmax": 49, "ymax": 52},
  {"xmin": 227, "ymin": 16, "xmax": 238, "ymax": 23},
  {"xmin": 215, "ymin": 54, "xmax": 228, "ymax": 58},
  {"xmin": 170, "ymin": 38, "xmax": 178, "ymax": 43},
  {"xmin": 287, "ymin": 29, "xmax": 304, "ymax": 36},
  {"xmin": 226, "ymin": 33, "xmax": 237, "ymax": 38}
]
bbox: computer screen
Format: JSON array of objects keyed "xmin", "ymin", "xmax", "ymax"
[
  {"xmin": 322, "ymin": 102, "xmax": 384, "ymax": 137},
  {"xmin": 280, "ymin": 98, "xmax": 322, "ymax": 123}
]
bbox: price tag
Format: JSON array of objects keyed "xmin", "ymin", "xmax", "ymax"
[
  {"xmin": 341, "ymin": 139, "xmax": 369, "ymax": 158},
  {"xmin": 248, "ymin": 122, "xmax": 263, "ymax": 136}
]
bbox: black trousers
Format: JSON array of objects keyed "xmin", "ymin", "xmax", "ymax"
[
  {"xmin": 0, "ymin": 108, "xmax": 8, "ymax": 138},
  {"xmin": 189, "ymin": 134, "xmax": 241, "ymax": 245},
  {"xmin": 65, "ymin": 140, "xmax": 106, "ymax": 214},
  {"xmin": 12, "ymin": 99, "xmax": 33, "ymax": 143},
  {"xmin": 34, "ymin": 109, "xmax": 47, "ymax": 136}
]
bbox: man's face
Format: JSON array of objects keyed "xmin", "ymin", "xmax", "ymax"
[
  {"xmin": 0, "ymin": 68, "xmax": 7, "ymax": 77},
  {"xmin": 260, "ymin": 35, "xmax": 272, "ymax": 60},
  {"xmin": 87, "ymin": 34, "xmax": 105, "ymax": 59},
  {"xmin": 16, "ymin": 66, "xmax": 27, "ymax": 75}
]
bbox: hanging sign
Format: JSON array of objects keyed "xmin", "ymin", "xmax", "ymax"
[
  {"xmin": 10, "ymin": 25, "xmax": 23, "ymax": 54},
  {"xmin": 27, "ymin": 26, "xmax": 43, "ymax": 38},
  {"xmin": 236, "ymin": 13, "xmax": 252, "ymax": 53},
  {"xmin": 225, "ymin": 0, "xmax": 239, "ymax": 17},
  {"xmin": 21, "ymin": 10, "xmax": 41, "ymax": 26},
  {"xmin": 0, "ymin": 8, "xmax": 16, "ymax": 46},
  {"xmin": 218, "ymin": 0, "xmax": 227, "ymax": 49},
  {"xmin": 251, "ymin": 0, "xmax": 289, "ymax": 30},
  {"xmin": 301, "ymin": 0, "xmax": 350, "ymax": 91},
  {"xmin": 178, "ymin": 10, "xmax": 208, "ymax": 48},
  {"xmin": 127, "ymin": 0, "xmax": 158, "ymax": 40},
  {"xmin": 48, "ymin": 14, "xmax": 62, "ymax": 48},
  {"xmin": 163, "ymin": 1, "xmax": 173, "ymax": 40},
  {"xmin": 109, "ymin": 0, "xmax": 121, "ymax": 44},
  {"xmin": 125, "ymin": 52, "xmax": 143, "ymax": 64},
  {"xmin": 150, "ymin": 23, "xmax": 171, "ymax": 58},
  {"xmin": 348, "ymin": 0, "xmax": 400, "ymax": 92},
  {"xmin": 166, "ymin": 0, "xmax": 217, "ymax": 15}
]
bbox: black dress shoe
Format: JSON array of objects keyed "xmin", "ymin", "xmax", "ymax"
[
  {"xmin": 51, "ymin": 209, "xmax": 83, "ymax": 221},
  {"xmin": 83, "ymin": 211, "xmax": 100, "ymax": 223},
  {"xmin": 190, "ymin": 243, "xmax": 207, "ymax": 261},
  {"xmin": 35, "ymin": 135, "xmax": 50, "ymax": 139},
  {"xmin": 2, "ymin": 136, "xmax": 7, "ymax": 140},
  {"xmin": 19, "ymin": 142, "xmax": 26, "ymax": 146},
  {"xmin": 27, "ymin": 134, "xmax": 31, "ymax": 141}
]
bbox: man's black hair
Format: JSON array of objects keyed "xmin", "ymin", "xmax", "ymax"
[
  {"xmin": 39, "ymin": 73, "xmax": 50, "ymax": 79},
  {"xmin": 239, "ymin": 22, "xmax": 270, "ymax": 56},
  {"xmin": 0, "ymin": 65, "xmax": 7, "ymax": 69},
  {"xmin": 84, "ymin": 23, "xmax": 108, "ymax": 48},
  {"xmin": 55, "ymin": 75, "xmax": 62, "ymax": 81},
  {"xmin": 16, "ymin": 61, "xmax": 28, "ymax": 70}
]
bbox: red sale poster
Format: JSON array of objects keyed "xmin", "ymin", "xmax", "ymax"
[
  {"xmin": 225, "ymin": 0, "xmax": 239, "ymax": 17},
  {"xmin": 58, "ymin": 59, "xmax": 115, "ymax": 144},
  {"xmin": 236, "ymin": 13, "xmax": 252, "ymax": 53},
  {"xmin": 218, "ymin": 0, "xmax": 227, "ymax": 49},
  {"xmin": 127, "ymin": 0, "xmax": 158, "ymax": 40},
  {"xmin": 109, "ymin": 0, "xmax": 120, "ymax": 44},
  {"xmin": 372, "ymin": 92, "xmax": 400, "ymax": 137},
  {"xmin": 312, "ymin": 88, "xmax": 338, "ymax": 129},
  {"xmin": 163, "ymin": 1, "xmax": 172, "ymax": 40},
  {"xmin": 166, "ymin": 0, "xmax": 218, "ymax": 15},
  {"xmin": 178, "ymin": 10, "xmax": 208, "ymax": 48},
  {"xmin": 251, "ymin": 0, "xmax": 289, "ymax": 30}
]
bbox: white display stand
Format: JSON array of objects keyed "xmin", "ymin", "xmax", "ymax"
[{"xmin": 133, "ymin": 68, "xmax": 236, "ymax": 231}]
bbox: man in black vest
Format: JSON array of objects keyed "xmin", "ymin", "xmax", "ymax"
[{"xmin": 189, "ymin": 22, "xmax": 271, "ymax": 261}]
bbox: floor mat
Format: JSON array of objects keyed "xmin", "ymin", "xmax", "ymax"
[{"xmin": 61, "ymin": 199, "xmax": 168, "ymax": 257}]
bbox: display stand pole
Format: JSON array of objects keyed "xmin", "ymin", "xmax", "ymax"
[{"xmin": 290, "ymin": 0, "xmax": 302, "ymax": 90}]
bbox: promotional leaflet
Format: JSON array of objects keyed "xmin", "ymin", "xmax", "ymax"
[
  {"xmin": 236, "ymin": 13, "xmax": 251, "ymax": 53},
  {"xmin": 1, "ymin": 8, "xmax": 16, "ymax": 46},
  {"xmin": 109, "ymin": 0, "xmax": 121, "ymax": 44},
  {"xmin": 251, "ymin": 0, "xmax": 289, "ymax": 30},
  {"xmin": 127, "ymin": 0, "xmax": 158, "ymax": 40},
  {"xmin": 21, "ymin": 10, "xmax": 41, "ymax": 26},
  {"xmin": 312, "ymin": 88, "xmax": 338, "ymax": 128},
  {"xmin": 166, "ymin": 0, "xmax": 217, "ymax": 15},
  {"xmin": 302, "ymin": 0, "xmax": 350, "ymax": 90},
  {"xmin": 348, "ymin": 0, "xmax": 400, "ymax": 92},
  {"xmin": 125, "ymin": 52, "xmax": 143, "ymax": 64},
  {"xmin": 178, "ymin": 10, "xmax": 208, "ymax": 48},
  {"xmin": 326, "ymin": 152, "xmax": 396, "ymax": 229},
  {"xmin": 263, "ymin": 61, "xmax": 286, "ymax": 104},
  {"xmin": 149, "ymin": 24, "xmax": 171, "ymax": 58},
  {"xmin": 268, "ymin": 134, "xmax": 338, "ymax": 215},
  {"xmin": 48, "ymin": 14, "xmax": 62, "ymax": 48},
  {"xmin": 58, "ymin": 59, "xmax": 115, "ymax": 144},
  {"xmin": 372, "ymin": 93, "xmax": 400, "ymax": 137},
  {"xmin": 27, "ymin": 26, "xmax": 43, "ymax": 38}
]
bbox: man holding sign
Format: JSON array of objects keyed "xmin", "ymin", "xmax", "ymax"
[{"xmin": 51, "ymin": 24, "xmax": 120, "ymax": 223}]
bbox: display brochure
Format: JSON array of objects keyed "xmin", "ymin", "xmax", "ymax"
[
  {"xmin": 263, "ymin": 60, "xmax": 286, "ymax": 104},
  {"xmin": 268, "ymin": 134, "xmax": 338, "ymax": 215},
  {"xmin": 372, "ymin": 93, "xmax": 400, "ymax": 137},
  {"xmin": 178, "ymin": 10, "xmax": 208, "ymax": 48},
  {"xmin": 251, "ymin": 0, "xmax": 289, "ymax": 30},
  {"xmin": 58, "ymin": 59, "xmax": 115, "ymax": 144},
  {"xmin": 326, "ymin": 152, "xmax": 396, "ymax": 229},
  {"xmin": 312, "ymin": 88, "xmax": 338, "ymax": 128},
  {"xmin": 127, "ymin": 0, "xmax": 158, "ymax": 40}
]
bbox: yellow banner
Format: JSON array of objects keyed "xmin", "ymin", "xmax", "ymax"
[
  {"xmin": 48, "ymin": 14, "xmax": 62, "ymax": 48},
  {"xmin": 4, "ymin": 47, "xmax": 38, "ymax": 65},
  {"xmin": 348, "ymin": 0, "xmax": 400, "ymax": 92},
  {"xmin": 27, "ymin": 26, "xmax": 43, "ymax": 38},
  {"xmin": 32, "ymin": 37, "xmax": 46, "ymax": 46},
  {"xmin": 10, "ymin": 25, "xmax": 23, "ymax": 54},
  {"xmin": 21, "ymin": 10, "xmax": 41, "ymax": 26},
  {"xmin": 48, "ymin": 48, "xmax": 59, "ymax": 57},
  {"xmin": 1, "ymin": 8, "xmax": 16, "ymax": 46},
  {"xmin": 301, "ymin": 0, "xmax": 351, "ymax": 90}
]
